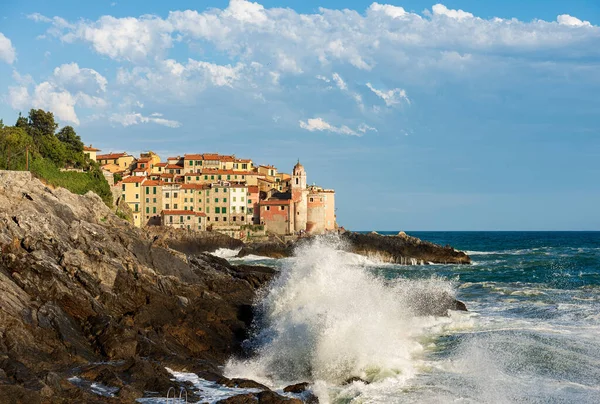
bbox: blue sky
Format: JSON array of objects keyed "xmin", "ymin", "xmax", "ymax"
[{"xmin": 1, "ymin": 0, "xmax": 599, "ymax": 231}]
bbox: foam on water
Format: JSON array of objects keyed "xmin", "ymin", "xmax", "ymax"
[
  {"xmin": 224, "ymin": 236, "xmax": 459, "ymax": 398},
  {"xmin": 210, "ymin": 247, "xmax": 242, "ymax": 258}
]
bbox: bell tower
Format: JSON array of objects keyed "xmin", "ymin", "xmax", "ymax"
[{"xmin": 292, "ymin": 160, "xmax": 308, "ymax": 232}]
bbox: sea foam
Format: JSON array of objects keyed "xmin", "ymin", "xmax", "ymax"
[{"xmin": 224, "ymin": 236, "xmax": 458, "ymax": 393}]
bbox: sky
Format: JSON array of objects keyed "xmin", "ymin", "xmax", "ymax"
[{"xmin": 0, "ymin": 0, "xmax": 599, "ymax": 231}]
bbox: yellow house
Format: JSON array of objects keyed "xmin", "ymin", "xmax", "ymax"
[
  {"xmin": 83, "ymin": 145, "xmax": 100, "ymax": 162},
  {"xmin": 97, "ymin": 152, "xmax": 135, "ymax": 172},
  {"xmin": 120, "ymin": 176, "xmax": 145, "ymax": 227}
]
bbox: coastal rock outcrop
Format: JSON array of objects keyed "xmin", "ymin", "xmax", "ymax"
[
  {"xmin": 0, "ymin": 171, "xmax": 277, "ymax": 402},
  {"xmin": 238, "ymin": 232, "xmax": 471, "ymax": 265}
]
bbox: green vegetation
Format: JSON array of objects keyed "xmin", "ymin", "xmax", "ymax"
[{"xmin": 1, "ymin": 109, "xmax": 113, "ymax": 206}]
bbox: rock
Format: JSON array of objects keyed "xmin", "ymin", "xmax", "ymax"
[
  {"xmin": 343, "ymin": 376, "xmax": 370, "ymax": 385},
  {"xmin": 283, "ymin": 382, "xmax": 310, "ymax": 393},
  {"xmin": 0, "ymin": 171, "xmax": 277, "ymax": 401},
  {"xmin": 217, "ymin": 393, "xmax": 257, "ymax": 403},
  {"xmin": 256, "ymin": 391, "xmax": 303, "ymax": 403},
  {"xmin": 216, "ymin": 377, "xmax": 270, "ymax": 390}
]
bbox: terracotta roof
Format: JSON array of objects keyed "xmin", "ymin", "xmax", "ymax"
[
  {"xmin": 83, "ymin": 146, "xmax": 101, "ymax": 152},
  {"xmin": 184, "ymin": 154, "xmax": 204, "ymax": 160},
  {"xmin": 259, "ymin": 177, "xmax": 275, "ymax": 183},
  {"xmin": 260, "ymin": 199, "xmax": 291, "ymax": 205},
  {"xmin": 97, "ymin": 152, "xmax": 129, "ymax": 160},
  {"xmin": 165, "ymin": 164, "xmax": 184, "ymax": 169},
  {"xmin": 122, "ymin": 176, "xmax": 146, "ymax": 183},
  {"xmin": 162, "ymin": 210, "xmax": 206, "ymax": 217},
  {"xmin": 155, "ymin": 162, "xmax": 167, "ymax": 167},
  {"xmin": 137, "ymin": 158, "xmax": 152, "ymax": 163},
  {"xmin": 247, "ymin": 186, "xmax": 259, "ymax": 193},
  {"xmin": 235, "ymin": 159, "xmax": 252, "ymax": 163},
  {"xmin": 143, "ymin": 180, "xmax": 162, "ymax": 186},
  {"xmin": 259, "ymin": 165, "xmax": 276, "ymax": 169},
  {"xmin": 133, "ymin": 168, "xmax": 148, "ymax": 172},
  {"xmin": 160, "ymin": 173, "xmax": 175, "ymax": 178}
]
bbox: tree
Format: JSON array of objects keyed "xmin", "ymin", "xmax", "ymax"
[
  {"xmin": 38, "ymin": 134, "xmax": 68, "ymax": 167},
  {"xmin": 15, "ymin": 113, "xmax": 28, "ymax": 130},
  {"xmin": 27, "ymin": 109, "xmax": 58, "ymax": 139},
  {"xmin": 57, "ymin": 126, "xmax": 85, "ymax": 167},
  {"xmin": 0, "ymin": 126, "xmax": 35, "ymax": 170}
]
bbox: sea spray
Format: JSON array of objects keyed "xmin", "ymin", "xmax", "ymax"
[{"xmin": 225, "ymin": 235, "xmax": 458, "ymax": 389}]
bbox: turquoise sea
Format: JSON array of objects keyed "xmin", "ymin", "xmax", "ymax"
[{"xmin": 188, "ymin": 232, "xmax": 600, "ymax": 403}]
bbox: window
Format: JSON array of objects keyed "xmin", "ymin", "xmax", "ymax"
[
  {"xmin": 198, "ymin": 207, "xmax": 202, "ymax": 211},
  {"xmin": 153, "ymin": 198, "xmax": 156, "ymax": 203},
  {"xmin": 174, "ymin": 193, "xmax": 178, "ymax": 198},
  {"xmin": 248, "ymin": 199, "xmax": 252, "ymax": 204},
  {"xmin": 215, "ymin": 198, "xmax": 219, "ymax": 203},
  {"xmin": 211, "ymin": 175, "xmax": 214, "ymax": 180},
  {"xmin": 198, "ymin": 199, "xmax": 202, "ymax": 203},
  {"xmin": 207, "ymin": 217, "xmax": 210, "ymax": 221},
  {"xmin": 204, "ymin": 175, "xmax": 208, "ymax": 180},
  {"xmin": 135, "ymin": 204, "xmax": 139, "ymax": 212},
  {"xmin": 296, "ymin": 178, "xmax": 299, "ymax": 185},
  {"xmin": 215, "ymin": 188, "xmax": 218, "ymax": 193},
  {"xmin": 166, "ymin": 203, "xmax": 170, "ymax": 209},
  {"xmin": 184, "ymin": 198, "xmax": 188, "ymax": 202},
  {"xmin": 165, "ymin": 192, "xmax": 170, "ymax": 198},
  {"xmin": 280, "ymin": 206, "xmax": 285, "ymax": 211},
  {"xmin": 233, "ymin": 197, "xmax": 236, "ymax": 202},
  {"xmin": 184, "ymin": 206, "xmax": 187, "ymax": 211},
  {"xmin": 187, "ymin": 177, "xmax": 191, "ymax": 181},
  {"xmin": 198, "ymin": 217, "xmax": 202, "ymax": 223},
  {"xmin": 135, "ymin": 183, "xmax": 139, "ymax": 187},
  {"xmin": 218, "ymin": 175, "xmax": 222, "ymax": 180},
  {"xmin": 146, "ymin": 198, "xmax": 149, "ymax": 203},
  {"xmin": 242, "ymin": 163, "xmax": 247, "ymax": 169},
  {"xmin": 189, "ymin": 161, "xmax": 193, "ymax": 166},
  {"xmin": 310, "ymin": 198, "xmax": 314, "ymax": 202},
  {"xmin": 233, "ymin": 217, "xmax": 236, "ymax": 222},
  {"xmin": 215, "ymin": 217, "xmax": 219, "ymax": 222},
  {"xmin": 196, "ymin": 176, "xmax": 199, "ymax": 181},
  {"xmin": 241, "ymin": 206, "xmax": 245, "ymax": 212},
  {"xmin": 187, "ymin": 225, "xmax": 190, "ymax": 229},
  {"xmin": 227, "ymin": 175, "xmax": 231, "ymax": 180},
  {"xmin": 222, "ymin": 207, "xmax": 227, "ymax": 214},
  {"xmin": 169, "ymin": 216, "xmax": 173, "ymax": 223},
  {"xmin": 146, "ymin": 207, "xmax": 150, "ymax": 213},
  {"xmin": 223, "ymin": 198, "xmax": 227, "ymax": 203},
  {"xmin": 266, "ymin": 206, "xmax": 270, "ymax": 211},
  {"xmin": 241, "ymin": 216, "xmax": 245, "ymax": 221},
  {"xmin": 241, "ymin": 197, "xmax": 245, "ymax": 202},
  {"xmin": 174, "ymin": 203, "xmax": 178, "ymax": 209},
  {"xmin": 215, "ymin": 207, "xmax": 220, "ymax": 214},
  {"xmin": 187, "ymin": 216, "xmax": 191, "ymax": 220},
  {"xmin": 153, "ymin": 207, "xmax": 156, "ymax": 214},
  {"xmin": 135, "ymin": 194, "xmax": 139, "ymax": 199},
  {"xmin": 122, "ymin": 184, "xmax": 125, "ymax": 191},
  {"xmin": 206, "ymin": 207, "xmax": 210, "ymax": 213},
  {"xmin": 180, "ymin": 216, "xmax": 184, "ymax": 223}
]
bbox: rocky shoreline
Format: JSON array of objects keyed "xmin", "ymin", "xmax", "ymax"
[
  {"xmin": 237, "ymin": 231, "xmax": 471, "ymax": 265},
  {"xmin": 0, "ymin": 171, "xmax": 469, "ymax": 403}
]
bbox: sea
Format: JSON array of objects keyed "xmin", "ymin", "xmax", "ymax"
[{"xmin": 148, "ymin": 232, "xmax": 600, "ymax": 403}]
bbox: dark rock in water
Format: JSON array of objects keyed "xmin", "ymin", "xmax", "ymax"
[
  {"xmin": 342, "ymin": 232, "xmax": 471, "ymax": 265},
  {"xmin": 454, "ymin": 299, "xmax": 468, "ymax": 312},
  {"xmin": 237, "ymin": 231, "xmax": 470, "ymax": 266},
  {"xmin": 217, "ymin": 376, "xmax": 270, "ymax": 390},
  {"xmin": 343, "ymin": 376, "xmax": 370, "ymax": 385},
  {"xmin": 256, "ymin": 390, "xmax": 303, "ymax": 403},
  {"xmin": 0, "ymin": 171, "xmax": 277, "ymax": 401},
  {"xmin": 217, "ymin": 393, "xmax": 258, "ymax": 403},
  {"xmin": 404, "ymin": 290, "xmax": 468, "ymax": 317},
  {"xmin": 283, "ymin": 382, "xmax": 310, "ymax": 393}
]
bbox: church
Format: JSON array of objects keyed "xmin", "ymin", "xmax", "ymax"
[{"xmin": 258, "ymin": 161, "xmax": 336, "ymax": 235}]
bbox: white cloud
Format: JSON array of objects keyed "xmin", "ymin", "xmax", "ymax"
[
  {"xmin": 367, "ymin": 83, "xmax": 410, "ymax": 106},
  {"xmin": 8, "ymin": 63, "xmax": 109, "ymax": 125},
  {"xmin": 222, "ymin": 0, "xmax": 268, "ymax": 24},
  {"xmin": 368, "ymin": 3, "xmax": 408, "ymax": 19},
  {"xmin": 299, "ymin": 117, "xmax": 359, "ymax": 136},
  {"xmin": 431, "ymin": 4, "xmax": 474, "ymax": 20},
  {"xmin": 358, "ymin": 123, "xmax": 377, "ymax": 133},
  {"xmin": 0, "ymin": 32, "xmax": 16, "ymax": 64},
  {"xmin": 557, "ymin": 14, "xmax": 592, "ymax": 27},
  {"xmin": 52, "ymin": 62, "xmax": 107, "ymax": 93},
  {"xmin": 110, "ymin": 112, "xmax": 181, "ymax": 128},
  {"xmin": 332, "ymin": 73, "xmax": 347, "ymax": 91}
]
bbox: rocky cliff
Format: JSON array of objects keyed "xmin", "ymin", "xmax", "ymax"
[{"xmin": 0, "ymin": 171, "xmax": 284, "ymax": 402}]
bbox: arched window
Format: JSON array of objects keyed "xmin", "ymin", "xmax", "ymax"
[{"xmin": 295, "ymin": 178, "xmax": 299, "ymax": 185}]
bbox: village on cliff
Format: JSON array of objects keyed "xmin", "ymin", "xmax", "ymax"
[{"xmin": 84, "ymin": 146, "xmax": 337, "ymax": 240}]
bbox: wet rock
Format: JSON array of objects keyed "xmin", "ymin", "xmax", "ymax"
[
  {"xmin": 283, "ymin": 382, "xmax": 310, "ymax": 393},
  {"xmin": 217, "ymin": 376, "xmax": 270, "ymax": 390},
  {"xmin": 256, "ymin": 390, "xmax": 303, "ymax": 403},
  {"xmin": 343, "ymin": 376, "xmax": 370, "ymax": 385},
  {"xmin": 217, "ymin": 393, "xmax": 258, "ymax": 403}
]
